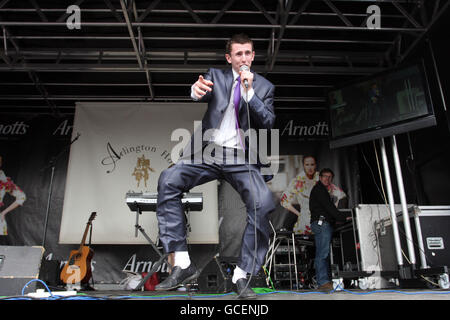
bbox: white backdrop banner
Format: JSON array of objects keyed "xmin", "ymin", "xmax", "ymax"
[{"xmin": 60, "ymin": 102, "xmax": 219, "ymax": 244}]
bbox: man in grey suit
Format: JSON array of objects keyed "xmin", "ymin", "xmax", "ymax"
[{"xmin": 155, "ymin": 34, "xmax": 276, "ymax": 299}]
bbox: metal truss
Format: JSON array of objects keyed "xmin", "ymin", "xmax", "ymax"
[{"xmin": 0, "ymin": 0, "xmax": 448, "ymax": 113}]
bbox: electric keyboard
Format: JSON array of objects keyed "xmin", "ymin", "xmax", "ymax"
[{"xmin": 125, "ymin": 192, "xmax": 203, "ymax": 212}]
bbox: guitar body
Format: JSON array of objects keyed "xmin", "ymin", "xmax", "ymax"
[
  {"xmin": 60, "ymin": 245, "xmax": 94, "ymax": 284},
  {"xmin": 60, "ymin": 212, "xmax": 97, "ymax": 285}
]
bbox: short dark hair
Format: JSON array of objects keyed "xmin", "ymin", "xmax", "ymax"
[
  {"xmin": 226, "ymin": 33, "xmax": 254, "ymax": 55},
  {"xmin": 302, "ymin": 155, "xmax": 316, "ymax": 165},
  {"xmin": 320, "ymin": 168, "xmax": 334, "ymax": 178}
]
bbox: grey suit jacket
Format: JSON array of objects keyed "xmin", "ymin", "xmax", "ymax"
[{"xmin": 181, "ymin": 68, "xmax": 276, "ymax": 176}]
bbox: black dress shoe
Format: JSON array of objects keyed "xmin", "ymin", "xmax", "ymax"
[
  {"xmin": 234, "ymin": 278, "xmax": 257, "ymax": 299},
  {"xmin": 155, "ymin": 264, "xmax": 199, "ymax": 291}
]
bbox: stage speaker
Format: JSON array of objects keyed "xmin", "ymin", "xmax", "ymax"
[
  {"xmin": 38, "ymin": 259, "xmax": 63, "ymax": 288},
  {"xmin": 197, "ymin": 256, "xmax": 268, "ymax": 293},
  {"xmin": 197, "ymin": 256, "xmax": 233, "ymax": 293},
  {"xmin": 0, "ymin": 246, "xmax": 45, "ymax": 296}
]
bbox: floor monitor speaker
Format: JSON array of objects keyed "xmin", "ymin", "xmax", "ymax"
[{"xmin": 0, "ymin": 246, "xmax": 45, "ymax": 296}]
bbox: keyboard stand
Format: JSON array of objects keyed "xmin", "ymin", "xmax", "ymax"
[
  {"xmin": 125, "ymin": 193, "xmax": 203, "ymax": 291},
  {"xmin": 132, "ymin": 203, "xmax": 168, "ymax": 291}
]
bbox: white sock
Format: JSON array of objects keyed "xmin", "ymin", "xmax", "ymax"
[
  {"xmin": 174, "ymin": 251, "xmax": 191, "ymax": 269},
  {"xmin": 232, "ymin": 266, "xmax": 247, "ymax": 284}
]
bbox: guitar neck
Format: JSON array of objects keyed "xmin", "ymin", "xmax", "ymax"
[
  {"xmin": 78, "ymin": 223, "xmax": 92, "ymax": 251},
  {"xmin": 77, "ymin": 212, "xmax": 96, "ymax": 251}
]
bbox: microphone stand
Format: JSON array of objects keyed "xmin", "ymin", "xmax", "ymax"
[{"xmin": 41, "ymin": 133, "xmax": 81, "ymax": 249}]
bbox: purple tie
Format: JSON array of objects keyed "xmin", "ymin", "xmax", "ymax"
[
  {"xmin": 233, "ymin": 77, "xmax": 245, "ymax": 149},
  {"xmin": 233, "ymin": 76, "xmax": 241, "ymax": 127}
]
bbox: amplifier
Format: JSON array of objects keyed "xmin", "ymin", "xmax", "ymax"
[
  {"xmin": 377, "ymin": 206, "xmax": 450, "ymax": 270},
  {"xmin": 0, "ymin": 246, "xmax": 45, "ymax": 296},
  {"xmin": 416, "ymin": 206, "xmax": 450, "ymax": 267}
]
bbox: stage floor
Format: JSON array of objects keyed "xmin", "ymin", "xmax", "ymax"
[
  {"xmin": 2, "ymin": 286, "xmax": 449, "ymax": 303},
  {"xmin": 74, "ymin": 288, "xmax": 450, "ymax": 301},
  {"xmin": 3, "ymin": 287, "xmax": 449, "ymax": 317}
]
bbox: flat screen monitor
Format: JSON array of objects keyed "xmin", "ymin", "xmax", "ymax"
[{"xmin": 327, "ymin": 61, "xmax": 436, "ymax": 148}]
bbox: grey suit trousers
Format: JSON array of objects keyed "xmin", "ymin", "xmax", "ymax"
[{"xmin": 156, "ymin": 155, "xmax": 275, "ymax": 275}]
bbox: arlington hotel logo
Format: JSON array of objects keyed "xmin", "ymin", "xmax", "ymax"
[{"xmin": 101, "ymin": 142, "xmax": 173, "ymax": 188}]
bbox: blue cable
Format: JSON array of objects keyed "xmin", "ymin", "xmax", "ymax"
[
  {"xmin": 21, "ymin": 279, "xmax": 54, "ymax": 297},
  {"xmin": 18, "ymin": 279, "xmax": 106, "ymax": 300},
  {"xmin": 105, "ymin": 292, "xmax": 238, "ymax": 300},
  {"xmin": 16, "ymin": 279, "xmax": 450, "ymax": 300},
  {"xmin": 337, "ymin": 288, "xmax": 450, "ymax": 295},
  {"xmin": 331, "ymin": 283, "xmax": 450, "ymax": 295},
  {"xmin": 259, "ymin": 290, "xmax": 331, "ymax": 295},
  {"xmin": 103, "ymin": 288, "xmax": 450, "ymax": 299}
]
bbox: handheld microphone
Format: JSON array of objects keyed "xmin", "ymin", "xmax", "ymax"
[{"xmin": 239, "ymin": 65, "xmax": 250, "ymax": 88}]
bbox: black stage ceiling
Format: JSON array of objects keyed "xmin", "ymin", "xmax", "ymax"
[{"xmin": 0, "ymin": 0, "xmax": 448, "ymax": 115}]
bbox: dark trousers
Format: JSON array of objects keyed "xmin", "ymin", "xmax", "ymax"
[
  {"xmin": 311, "ymin": 220, "xmax": 333, "ymax": 286},
  {"xmin": 156, "ymin": 158, "xmax": 275, "ymax": 275}
]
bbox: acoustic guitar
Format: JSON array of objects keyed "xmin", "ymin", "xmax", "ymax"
[{"xmin": 60, "ymin": 212, "xmax": 96, "ymax": 284}]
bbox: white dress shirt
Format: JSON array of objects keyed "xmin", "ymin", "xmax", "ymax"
[{"xmin": 191, "ymin": 69, "xmax": 254, "ymax": 150}]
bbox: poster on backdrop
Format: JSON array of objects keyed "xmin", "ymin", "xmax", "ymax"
[
  {"xmin": 0, "ymin": 114, "xmax": 73, "ymax": 247},
  {"xmin": 0, "ymin": 116, "xmax": 32, "ymax": 239},
  {"xmin": 265, "ymin": 112, "xmax": 357, "ymax": 237},
  {"xmin": 60, "ymin": 102, "xmax": 219, "ymax": 245}
]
